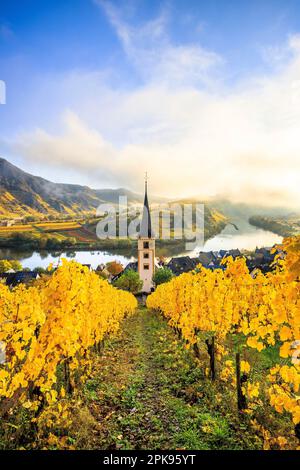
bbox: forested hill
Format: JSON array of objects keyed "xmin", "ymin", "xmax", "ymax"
[
  {"xmin": 0, "ymin": 159, "xmax": 227, "ymax": 242},
  {"xmin": 249, "ymin": 214, "xmax": 300, "ymax": 237},
  {"xmin": 0, "ymin": 158, "xmax": 141, "ymax": 218}
]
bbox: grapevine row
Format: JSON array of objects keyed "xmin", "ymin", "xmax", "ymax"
[
  {"xmin": 0, "ymin": 260, "xmax": 137, "ymax": 439},
  {"xmin": 147, "ymin": 236, "xmax": 300, "ymax": 445}
]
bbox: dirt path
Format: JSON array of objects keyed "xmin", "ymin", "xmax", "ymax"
[{"xmin": 78, "ymin": 308, "xmax": 259, "ymax": 450}]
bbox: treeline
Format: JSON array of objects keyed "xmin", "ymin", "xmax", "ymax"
[
  {"xmin": 0, "ymin": 232, "xmax": 77, "ymax": 250},
  {"xmin": 249, "ymin": 215, "xmax": 295, "ymax": 237}
]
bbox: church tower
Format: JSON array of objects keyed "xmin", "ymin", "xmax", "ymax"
[{"xmin": 138, "ymin": 174, "xmax": 155, "ymax": 293}]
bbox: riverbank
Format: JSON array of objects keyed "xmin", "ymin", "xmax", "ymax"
[
  {"xmin": 0, "ymin": 222, "xmax": 227, "ymax": 254},
  {"xmin": 249, "ymin": 215, "xmax": 300, "ymax": 238},
  {"xmin": 0, "ymin": 218, "xmax": 283, "ymax": 271}
]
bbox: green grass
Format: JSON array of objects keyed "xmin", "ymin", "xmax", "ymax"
[
  {"xmin": 73, "ymin": 309, "xmax": 264, "ymax": 450},
  {"xmin": 2, "ymin": 307, "xmax": 296, "ymax": 450}
]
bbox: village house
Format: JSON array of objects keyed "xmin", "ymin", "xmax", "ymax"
[
  {"xmin": 167, "ymin": 256, "xmax": 198, "ymax": 275},
  {"xmin": 0, "ymin": 271, "xmax": 40, "ymax": 288},
  {"xmin": 198, "ymin": 251, "xmax": 218, "ymax": 267},
  {"xmin": 113, "ymin": 182, "xmax": 281, "ymax": 287},
  {"xmin": 111, "ymin": 261, "xmax": 138, "ymax": 283}
]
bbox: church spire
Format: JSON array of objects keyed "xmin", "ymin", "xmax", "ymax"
[
  {"xmin": 140, "ymin": 172, "xmax": 153, "ymax": 238},
  {"xmin": 138, "ymin": 173, "xmax": 155, "ymax": 293}
]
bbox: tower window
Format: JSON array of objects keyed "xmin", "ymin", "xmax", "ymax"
[
  {"xmin": 144, "ymin": 264, "xmax": 149, "ymax": 270},
  {"xmin": 143, "ymin": 253, "xmax": 149, "ymax": 259},
  {"xmin": 143, "ymin": 241, "xmax": 149, "ymax": 249}
]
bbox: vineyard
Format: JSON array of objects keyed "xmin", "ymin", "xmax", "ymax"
[
  {"xmin": 0, "ymin": 261, "xmax": 137, "ymax": 449},
  {"xmin": 147, "ymin": 236, "xmax": 300, "ymax": 449},
  {"xmin": 0, "ymin": 221, "xmax": 81, "ymax": 233},
  {"xmin": 0, "ymin": 238, "xmax": 300, "ymax": 450}
]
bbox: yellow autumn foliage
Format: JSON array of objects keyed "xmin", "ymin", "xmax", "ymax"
[
  {"xmin": 0, "ymin": 260, "xmax": 137, "ymax": 413},
  {"xmin": 147, "ymin": 235, "xmax": 300, "ymax": 428}
]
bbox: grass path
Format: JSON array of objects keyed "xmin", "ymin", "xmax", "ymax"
[{"xmin": 78, "ymin": 308, "xmax": 260, "ymax": 450}]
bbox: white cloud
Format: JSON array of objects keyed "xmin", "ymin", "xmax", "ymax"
[
  {"xmin": 261, "ymin": 33, "xmax": 300, "ymax": 68},
  {"xmin": 4, "ymin": 5, "xmax": 300, "ymax": 208},
  {"xmin": 95, "ymin": 0, "xmax": 222, "ymax": 88},
  {"xmin": 289, "ymin": 33, "xmax": 300, "ymax": 52}
]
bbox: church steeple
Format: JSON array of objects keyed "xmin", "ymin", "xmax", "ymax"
[
  {"xmin": 138, "ymin": 173, "xmax": 155, "ymax": 293},
  {"xmin": 140, "ymin": 172, "xmax": 153, "ymax": 238}
]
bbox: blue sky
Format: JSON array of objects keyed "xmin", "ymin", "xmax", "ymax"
[{"xmin": 1, "ymin": 0, "xmax": 300, "ymax": 205}]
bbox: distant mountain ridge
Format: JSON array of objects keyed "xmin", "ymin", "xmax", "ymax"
[
  {"xmin": 0, "ymin": 158, "xmax": 231, "ymax": 248},
  {"xmin": 0, "ymin": 158, "xmax": 294, "ymax": 227},
  {"xmin": 0, "ymin": 158, "xmax": 144, "ymax": 219}
]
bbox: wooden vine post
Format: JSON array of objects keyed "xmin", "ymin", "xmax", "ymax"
[
  {"xmin": 205, "ymin": 336, "xmax": 216, "ymax": 380},
  {"xmin": 235, "ymin": 352, "xmax": 247, "ymax": 411}
]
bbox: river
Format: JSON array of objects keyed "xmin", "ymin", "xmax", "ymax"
[
  {"xmin": 0, "ymin": 220, "xmax": 282, "ymax": 270},
  {"xmin": 192, "ymin": 219, "xmax": 282, "ymax": 254}
]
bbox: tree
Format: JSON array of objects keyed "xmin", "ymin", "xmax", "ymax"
[
  {"xmin": 9, "ymin": 260, "xmax": 22, "ymax": 271},
  {"xmin": 95, "ymin": 269, "xmax": 109, "ymax": 280},
  {"xmin": 106, "ymin": 261, "xmax": 124, "ymax": 276},
  {"xmin": 0, "ymin": 259, "xmax": 22, "ymax": 273},
  {"xmin": 0, "ymin": 260, "xmax": 12, "ymax": 273},
  {"xmin": 153, "ymin": 267, "xmax": 173, "ymax": 286},
  {"xmin": 24, "ymin": 215, "xmax": 38, "ymax": 223},
  {"xmin": 114, "ymin": 269, "xmax": 142, "ymax": 294},
  {"xmin": 33, "ymin": 267, "xmax": 47, "ymax": 275}
]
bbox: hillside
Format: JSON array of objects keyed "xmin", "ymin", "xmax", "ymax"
[
  {"xmin": 249, "ymin": 214, "xmax": 300, "ymax": 237},
  {"xmin": 168, "ymin": 197, "xmax": 227, "ymax": 240},
  {"xmin": 0, "ymin": 158, "xmax": 142, "ymax": 219},
  {"xmin": 204, "ymin": 198, "xmax": 294, "ymax": 231},
  {"xmin": 0, "ymin": 158, "xmax": 227, "ymax": 250}
]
